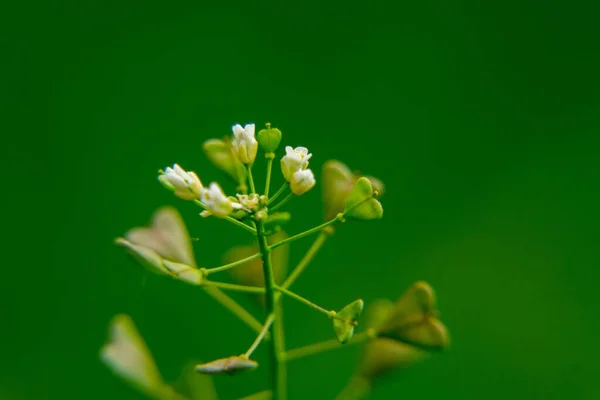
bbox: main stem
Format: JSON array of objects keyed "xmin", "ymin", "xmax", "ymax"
[{"xmin": 255, "ymin": 220, "xmax": 286, "ymax": 400}]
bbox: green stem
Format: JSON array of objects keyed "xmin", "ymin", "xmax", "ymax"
[
  {"xmin": 247, "ymin": 164, "xmax": 257, "ymax": 194},
  {"xmin": 274, "ymin": 286, "xmax": 332, "ymax": 317},
  {"xmin": 268, "ymin": 183, "xmax": 288, "ymax": 205},
  {"xmin": 203, "ymin": 280, "xmax": 265, "ymax": 294},
  {"xmin": 202, "ymin": 286, "xmax": 265, "ymax": 335},
  {"xmin": 204, "ymin": 252, "xmax": 262, "ymax": 275},
  {"xmin": 274, "ymin": 303, "xmax": 287, "ymax": 400},
  {"xmin": 255, "ymin": 220, "xmax": 286, "ymax": 400},
  {"xmin": 264, "ymin": 154, "xmax": 274, "ymax": 197},
  {"xmin": 269, "ymin": 192, "xmax": 294, "ymax": 213},
  {"xmin": 281, "ymin": 231, "xmax": 330, "ymax": 290},
  {"xmin": 283, "ymin": 330, "xmax": 374, "ymax": 362},
  {"xmin": 244, "ymin": 314, "xmax": 275, "ymax": 358},
  {"xmin": 193, "ymin": 200, "xmax": 256, "ymax": 235},
  {"xmin": 269, "ymin": 215, "xmax": 342, "ymax": 251}
]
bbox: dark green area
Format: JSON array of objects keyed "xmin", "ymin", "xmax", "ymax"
[{"xmin": 2, "ymin": 0, "xmax": 599, "ymax": 399}]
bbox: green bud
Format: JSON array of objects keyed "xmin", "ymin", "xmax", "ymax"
[
  {"xmin": 333, "ymin": 299, "xmax": 364, "ymax": 344},
  {"xmin": 257, "ymin": 123, "xmax": 282, "ymax": 153},
  {"xmin": 344, "ymin": 177, "xmax": 383, "ymax": 220},
  {"xmin": 195, "ymin": 356, "xmax": 258, "ymax": 375}
]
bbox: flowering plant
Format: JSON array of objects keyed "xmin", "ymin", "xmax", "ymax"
[{"xmin": 102, "ymin": 122, "xmax": 450, "ymax": 399}]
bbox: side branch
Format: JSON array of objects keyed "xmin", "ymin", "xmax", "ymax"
[{"xmin": 268, "ymin": 215, "xmax": 342, "ymax": 251}]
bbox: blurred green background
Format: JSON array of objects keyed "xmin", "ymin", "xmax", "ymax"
[{"xmin": 2, "ymin": 0, "xmax": 599, "ymax": 399}]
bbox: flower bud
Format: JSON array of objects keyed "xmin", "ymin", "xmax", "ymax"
[
  {"xmin": 199, "ymin": 183, "xmax": 243, "ymax": 218},
  {"xmin": 280, "ymin": 146, "xmax": 312, "ymax": 182},
  {"xmin": 290, "ymin": 169, "xmax": 316, "ymax": 195},
  {"xmin": 232, "ymin": 123, "xmax": 258, "ymax": 164},
  {"xmin": 159, "ymin": 164, "xmax": 203, "ymax": 200},
  {"xmin": 257, "ymin": 123, "xmax": 282, "ymax": 153}
]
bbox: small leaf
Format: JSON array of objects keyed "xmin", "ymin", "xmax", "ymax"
[
  {"xmin": 333, "ymin": 299, "xmax": 364, "ymax": 344},
  {"xmin": 100, "ymin": 315, "xmax": 165, "ymax": 397},
  {"xmin": 343, "ymin": 177, "xmax": 383, "ymax": 220},
  {"xmin": 195, "ymin": 356, "xmax": 258, "ymax": 375},
  {"xmin": 162, "ymin": 260, "xmax": 204, "ymax": 286},
  {"xmin": 203, "ymin": 138, "xmax": 247, "ymax": 187},
  {"xmin": 359, "ymin": 338, "xmax": 428, "ymax": 379},
  {"xmin": 115, "ymin": 238, "xmax": 169, "ymax": 276}
]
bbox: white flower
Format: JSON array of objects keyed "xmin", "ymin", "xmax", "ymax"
[
  {"xmin": 232, "ymin": 123, "xmax": 258, "ymax": 164},
  {"xmin": 199, "ymin": 182, "xmax": 242, "ymax": 218},
  {"xmin": 280, "ymin": 146, "xmax": 312, "ymax": 182},
  {"xmin": 290, "ymin": 168, "xmax": 316, "ymax": 195},
  {"xmin": 159, "ymin": 164, "xmax": 203, "ymax": 200}
]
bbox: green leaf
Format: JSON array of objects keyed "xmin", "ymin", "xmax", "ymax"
[
  {"xmin": 333, "ymin": 299, "xmax": 364, "ymax": 344},
  {"xmin": 343, "ymin": 177, "xmax": 383, "ymax": 220},
  {"xmin": 195, "ymin": 356, "xmax": 258, "ymax": 375},
  {"xmin": 100, "ymin": 315, "xmax": 166, "ymax": 398},
  {"xmin": 380, "ymin": 281, "xmax": 450, "ymax": 350},
  {"xmin": 203, "ymin": 138, "xmax": 247, "ymax": 187}
]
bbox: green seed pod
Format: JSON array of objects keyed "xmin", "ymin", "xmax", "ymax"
[
  {"xmin": 359, "ymin": 337, "xmax": 428, "ymax": 379},
  {"xmin": 257, "ymin": 123, "xmax": 282, "ymax": 153}
]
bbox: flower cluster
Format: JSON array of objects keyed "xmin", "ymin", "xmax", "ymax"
[
  {"xmin": 158, "ymin": 123, "xmax": 317, "ymax": 220},
  {"xmin": 105, "ymin": 121, "xmax": 449, "ymax": 400}
]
